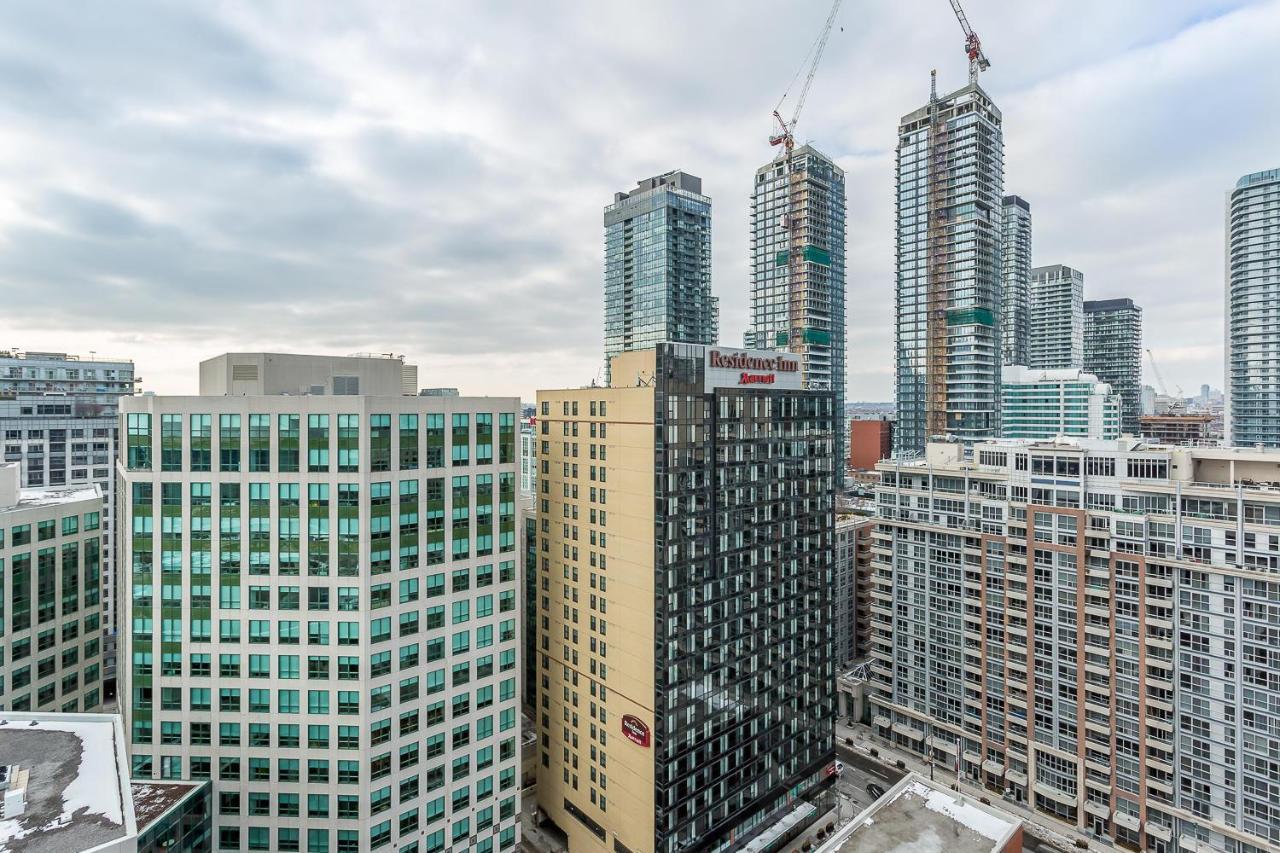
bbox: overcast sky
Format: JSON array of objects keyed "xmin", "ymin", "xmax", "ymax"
[{"xmin": 0, "ymin": 0, "xmax": 1275, "ymax": 401}]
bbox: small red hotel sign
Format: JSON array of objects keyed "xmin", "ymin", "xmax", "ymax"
[{"xmin": 621, "ymin": 714, "xmax": 651, "ymax": 748}]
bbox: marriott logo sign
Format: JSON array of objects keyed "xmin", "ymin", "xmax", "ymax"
[{"xmin": 707, "ymin": 351, "xmax": 799, "ymax": 373}]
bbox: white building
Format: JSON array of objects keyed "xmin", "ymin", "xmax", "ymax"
[
  {"xmin": 0, "ymin": 462, "xmax": 105, "ymax": 714},
  {"xmin": 119, "ymin": 353, "xmax": 522, "ymax": 853},
  {"xmin": 1225, "ymin": 168, "xmax": 1280, "ymax": 447},
  {"xmin": 870, "ymin": 438, "xmax": 1280, "ymax": 852},
  {"xmin": 518, "ymin": 418, "xmax": 537, "ymax": 495},
  {"xmin": 1000, "ymin": 366, "xmax": 1120, "ymax": 440},
  {"xmin": 1028, "ymin": 265, "xmax": 1084, "ymax": 370}
]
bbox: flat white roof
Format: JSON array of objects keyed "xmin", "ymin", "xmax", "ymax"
[
  {"xmin": 0, "ymin": 713, "xmax": 135, "ymax": 853},
  {"xmin": 819, "ymin": 773, "xmax": 1020, "ymax": 853}
]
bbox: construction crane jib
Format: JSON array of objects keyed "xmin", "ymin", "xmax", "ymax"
[
  {"xmin": 948, "ymin": 0, "xmax": 991, "ymax": 86},
  {"xmin": 769, "ymin": 0, "xmax": 843, "ymax": 159}
]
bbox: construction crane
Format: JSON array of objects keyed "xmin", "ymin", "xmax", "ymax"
[
  {"xmin": 947, "ymin": 0, "xmax": 991, "ymax": 86},
  {"xmin": 1146, "ymin": 348, "xmax": 1182, "ymax": 404},
  {"xmin": 769, "ymin": 0, "xmax": 843, "ymax": 158}
]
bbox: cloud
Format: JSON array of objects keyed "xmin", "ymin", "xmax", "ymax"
[{"xmin": 0, "ymin": 0, "xmax": 1273, "ymax": 401}]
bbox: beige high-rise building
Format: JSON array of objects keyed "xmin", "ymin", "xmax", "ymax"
[{"xmin": 535, "ymin": 343, "xmax": 836, "ymax": 853}]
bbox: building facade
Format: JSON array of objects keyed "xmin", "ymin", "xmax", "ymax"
[
  {"xmin": 519, "ymin": 419, "xmax": 537, "ymax": 495},
  {"xmin": 1001, "ymin": 195, "xmax": 1033, "ymax": 368},
  {"xmin": 747, "ymin": 145, "xmax": 847, "ymax": 460},
  {"xmin": 1028, "ymin": 265, "xmax": 1084, "ymax": 370},
  {"xmin": 119, "ymin": 354, "xmax": 522, "ymax": 853},
  {"xmin": 894, "ymin": 82, "xmax": 1004, "ymax": 454},
  {"xmin": 0, "ymin": 462, "xmax": 105, "ymax": 713},
  {"xmin": 833, "ymin": 514, "xmax": 875, "ymax": 667},
  {"xmin": 1, "ymin": 349, "xmax": 136, "ymax": 689},
  {"xmin": 1083, "ymin": 298, "xmax": 1143, "ymax": 436},
  {"xmin": 603, "ymin": 170, "xmax": 717, "ymax": 383},
  {"xmin": 848, "ymin": 418, "xmax": 893, "ymax": 471},
  {"xmin": 869, "ymin": 438, "xmax": 1280, "ymax": 853},
  {"xmin": 1226, "ymin": 168, "xmax": 1280, "ymax": 447},
  {"xmin": 1000, "ymin": 366, "xmax": 1120, "ymax": 440},
  {"xmin": 535, "ymin": 344, "xmax": 836, "ymax": 852}
]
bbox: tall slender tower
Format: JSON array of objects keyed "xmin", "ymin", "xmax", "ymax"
[
  {"xmin": 603, "ymin": 171, "xmax": 716, "ymax": 382},
  {"xmin": 894, "ymin": 78, "xmax": 1004, "ymax": 455},
  {"xmin": 1028, "ymin": 264, "xmax": 1084, "ymax": 370},
  {"xmin": 747, "ymin": 146, "xmax": 847, "ymax": 460},
  {"xmin": 1000, "ymin": 195, "xmax": 1032, "ymax": 366},
  {"xmin": 1083, "ymin": 298, "xmax": 1142, "ymax": 435},
  {"xmin": 1226, "ymin": 168, "xmax": 1280, "ymax": 446}
]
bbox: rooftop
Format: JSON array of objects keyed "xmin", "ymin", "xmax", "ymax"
[
  {"xmin": 1236, "ymin": 167, "xmax": 1280, "ymax": 189},
  {"xmin": 0, "ymin": 351, "xmax": 134, "ymax": 367},
  {"xmin": 817, "ymin": 773, "xmax": 1021, "ymax": 853},
  {"xmin": 0, "ymin": 714, "xmax": 134, "ymax": 853},
  {"xmin": 130, "ymin": 782, "xmax": 201, "ymax": 832},
  {"xmin": 0, "ymin": 463, "xmax": 101, "ymax": 512}
]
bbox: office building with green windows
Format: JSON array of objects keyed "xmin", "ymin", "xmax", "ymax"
[
  {"xmin": 119, "ymin": 353, "xmax": 522, "ymax": 853},
  {"xmin": 0, "ymin": 461, "xmax": 105, "ymax": 713}
]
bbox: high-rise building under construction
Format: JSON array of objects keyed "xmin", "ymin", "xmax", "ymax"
[
  {"xmin": 894, "ymin": 78, "xmax": 1004, "ymax": 455},
  {"xmin": 746, "ymin": 145, "xmax": 847, "ymax": 460}
]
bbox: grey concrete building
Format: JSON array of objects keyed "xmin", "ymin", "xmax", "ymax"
[
  {"xmin": 1028, "ymin": 265, "xmax": 1084, "ymax": 370},
  {"xmin": 1001, "ymin": 195, "xmax": 1033, "ymax": 367},
  {"xmin": 0, "ymin": 349, "xmax": 136, "ymax": 690},
  {"xmin": 1226, "ymin": 168, "xmax": 1280, "ymax": 447},
  {"xmin": 603, "ymin": 171, "xmax": 717, "ymax": 383},
  {"xmin": 1084, "ymin": 298, "xmax": 1143, "ymax": 435},
  {"xmin": 894, "ymin": 81, "xmax": 1004, "ymax": 454},
  {"xmin": 0, "ymin": 462, "xmax": 105, "ymax": 715}
]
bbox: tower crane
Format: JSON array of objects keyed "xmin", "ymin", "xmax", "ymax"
[
  {"xmin": 769, "ymin": 0, "xmax": 843, "ymax": 159},
  {"xmin": 1146, "ymin": 348, "xmax": 1186, "ymax": 411},
  {"xmin": 947, "ymin": 0, "xmax": 990, "ymax": 86}
]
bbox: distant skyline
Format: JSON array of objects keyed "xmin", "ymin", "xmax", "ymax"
[{"xmin": 0, "ymin": 0, "xmax": 1275, "ymax": 400}]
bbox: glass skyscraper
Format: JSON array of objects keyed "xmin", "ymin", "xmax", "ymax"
[
  {"xmin": 602, "ymin": 171, "xmax": 716, "ymax": 383},
  {"xmin": 894, "ymin": 82, "xmax": 1004, "ymax": 454},
  {"xmin": 1028, "ymin": 265, "xmax": 1084, "ymax": 370},
  {"xmin": 1226, "ymin": 167, "xmax": 1280, "ymax": 446},
  {"xmin": 747, "ymin": 145, "xmax": 847, "ymax": 461},
  {"xmin": 1083, "ymin": 298, "xmax": 1142, "ymax": 436},
  {"xmin": 1000, "ymin": 196, "xmax": 1032, "ymax": 367}
]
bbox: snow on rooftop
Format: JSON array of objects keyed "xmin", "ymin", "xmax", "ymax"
[
  {"xmin": 0, "ymin": 715, "xmax": 129, "ymax": 853},
  {"xmin": 15, "ymin": 483, "xmax": 100, "ymax": 508},
  {"xmin": 901, "ymin": 779, "xmax": 1013, "ymax": 842},
  {"xmin": 819, "ymin": 773, "xmax": 1020, "ymax": 853}
]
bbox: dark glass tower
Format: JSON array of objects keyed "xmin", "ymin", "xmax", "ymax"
[{"xmin": 603, "ymin": 171, "xmax": 716, "ymax": 383}]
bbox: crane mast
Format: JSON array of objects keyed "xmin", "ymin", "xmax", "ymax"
[{"xmin": 947, "ymin": 0, "xmax": 990, "ymax": 86}]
